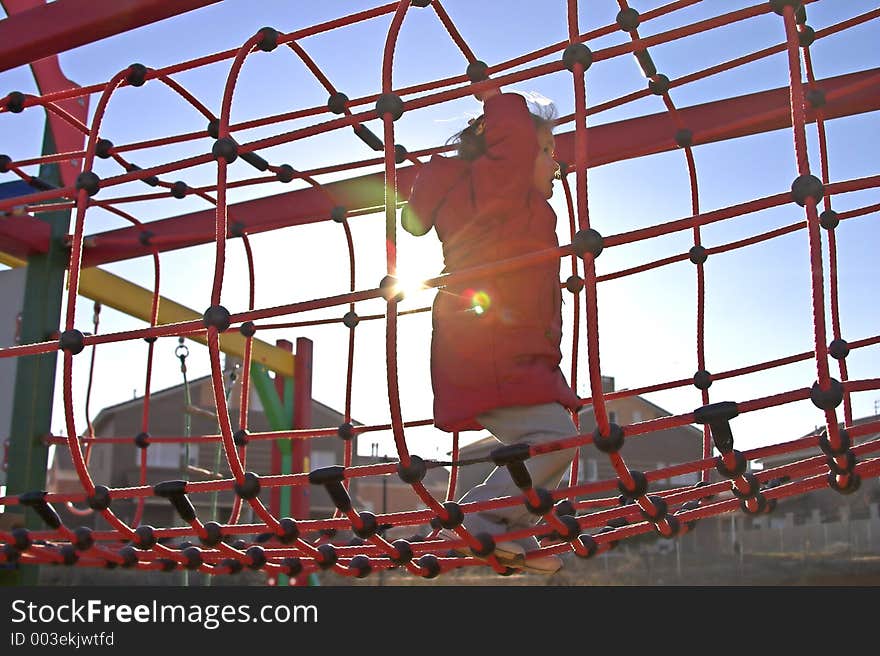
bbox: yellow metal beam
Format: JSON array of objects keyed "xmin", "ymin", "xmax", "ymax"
[{"xmin": 0, "ymin": 251, "xmax": 295, "ymax": 377}]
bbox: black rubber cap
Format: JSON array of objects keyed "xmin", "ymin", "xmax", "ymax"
[
  {"xmin": 233, "ymin": 429, "xmax": 249, "ymax": 446},
  {"xmin": 648, "ymin": 74, "xmax": 670, "ymax": 96},
  {"xmin": 277, "ymin": 517, "xmax": 300, "ymax": 544},
  {"xmin": 170, "ymin": 181, "xmax": 188, "ymax": 199},
  {"xmin": 182, "ymin": 546, "xmax": 203, "ymax": 570},
  {"xmin": 438, "ymin": 501, "xmax": 464, "ymax": 529},
  {"xmin": 342, "ymin": 311, "xmax": 359, "ymax": 329},
  {"xmin": 618, "ymin": 470, "xmax": 648, "ymax": 499},
  {"xmin": 828, "ymin": 338, "xmax": 849, "ymax": 360},
  {"xmin": 316, "ymin": 544, "xmax": 338, "ymax": 570},
  {"xmin": 390, "ymin": 540, "xmax": 414, "ymax": 565},
  {"xmin": 276, "ymin": 164, "xmax": 295, "ymax": 182},
  {"xmin": 799, "ymin": 26, "xmax": 816, "ymax": 47},
  {"xmin": 246, "ymin": 545, "xmax": 267, "ymax": 570}
]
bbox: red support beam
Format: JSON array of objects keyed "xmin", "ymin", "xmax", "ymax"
[{"xmin": 0, "ymin": 0, "xmax": 221, "ymax": 73}]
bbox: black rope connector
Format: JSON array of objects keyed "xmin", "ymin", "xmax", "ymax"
[
  {"xmin": 648, "ymin": 73, "xmax": 670, "ymax": 96},
  {"xmin": 282, "ymin": 557, "xmax": 303, "ymax": 576},
  {"xmin": 202, "ymin": 304, "xmax": 231, "ymax": 331},
  {"xmin": 0, "ymin": 154, "xmax": 11, "ymax": 172},
  {"xmin": 790, "ymin": 174, "xmax": 824, "ymax": 207},
  {"xmin": 327, "ymin": 92, "xmax": 349, "ymax": 115},
  {"xmin": 769, "ymin": 0, "xmax": 802, "ymax": 16},
  {"xmin": 799, "ymin": 25, "xmax": 816, "ymax": 47},
  {"xmin": 466, "ymin": 60, "xmax": 489, "ymax": 82},
  {"xmin": 4, "ymin": 545, "xmax": 21, "ymax": 563},
  {"xmin": 618, "ymin": 470, "xmax": 648, "ymax": 500},
  {"xmin": 133, "ymin": 525, "xmax": 157, "ymax": 550},
  {"xmin": 207, "ymin": 119, "xmax": 220, "ymax": 139},
  {"xmin": 810, "ymin": 378, "xmax": 843, "ymax": 410},
  {"xmin": 126, "ymin": 63, "xmax": 148, "ymax": 87},
  {"xmin": 19, "ymin": 491, "xmax": 61, "ymax": 529},
  {"xmin": 342, "ymin": 312, "xmax": 359, "ymax": 329},
  {"xmin": 818, "ymin": 427, "xmax": 851, "ymax": 457},
  {"xmin": 557, "ymin": 515, "xmax": 581, "ymax": 541},
  {"xmin": 239, "ymin": 321, "xmax": 256, "ymax": 337},
  {"xmin": 221, "ymin": 558, "xmax": 242, "ymax": 574},
  {"xmin": 565, "ymin": 275, "xmax": 584, "ymax": 293},
  {"xmin": 154, "ymin": 480, "xmax": 196, "ymax": 522},
  {"xmin": 525, "ymin": 488, "xmax": 555, "ymax": 515},
  {"xmin": 246, "ymin": 545, "xmax": 267, "ymax": 570},
  {"xmin": 806, "ymin": 88, "xmax": 825, "ymax": 109},
  {"xmin": 675, "ymin": 128, "xmax": 693, "ymax": 148},
  {"xmin": 134, "ymin": 431, "xmax": 150, "ymax": 449},
  {"xmin": 6, "ymin": 91, "xmax": 26, "ymax": 113},
  {"xmin": 182, "ymin": 546, "xmax": 203, "ymax": 570},
  {"xmin": 693, "ymin": 369, "xmax": 713, "ymax": 391},
  {"xmin": 212, "ymin": 137, "xmax": 239, "ymax": 163},
  {"xmin": 417, "ymin": 554, "xmax": 441, "ymax": 578},
  {"xmin": 411, "ymin": 0, "xmax": 432, "ymax": 7},
  {"xmin": 72, "ymin": 527, "xmax": 94, "ymax": 551},
  {"xmin": 829, "ymin": 338, "xmax": 849, "ymax": 360},
  {"xmin": 118, "ymin": 546, "xmax": 139, "ymax": 568},
  {"xmin": 354, "ymin": 512, "xmax": 378, "ymax": 539},
  {"xmin": 555, "ymin": 499, "xmax": 576, "ymax": 517},
  {"xmin": 127, "ymin": 163, "xmax": 159, "ymax": 187},
  {"xmin": 678, "ymin": 500, "xmax": 702, "ymax": 530},
  {"xmin": 233, "ymin": 429, "xmax": 249, "ymax": 446},
  {"xmin": 12, "ymin": 528, "xmax": 32, "ymax": 551},
  {"xmin": 826, "ymin": 450, "xmax": 856, "ymax": 477},
  {"xmin": 95, "ymin": 138, "xmax": 114, "ymax": 159},
  {"xmin": 200, "ymin": 521, "xmax": 223, "ymax": 547},
  {"xmin": 138, "ymin": 230, "xmax": 154, "ymax": 247},
  {"xmin": 658, "ymin": 515, "xmax": 682, "ymax": 538},
  {"xmin": 731, "ymin": 472, "xmax": 761, "ymax": 499},
  {"xmin": 562, "ymin": 43, "xmax": 593, "ymax": 72},
  {"xmin": 395, "ymin": 144, "xmax": 408, "ymax": 164},
  {"xmin": 348, "ymin": 555, "xmax": 371, "ymax": 578},
  {"xmin": 234, "ymin": 472, "xmax": 261, "ymax": 500},
  {"xmin": 257, "ymin": 27, "xmax": 279, "ymax": 52},
  {"xmin": 574, "ymin": 534, "xmax": 599, "ymax": 558},
  {"xmin": 336, "ymin": 422, "xmax": 355, "ymax": 441},
  {"xmin": 828, "ymin": 471, "xmax": 861, "ymax": 495},
  {"xmin": 491, "ymin": 442, "xmax": 531, "ymax": 466},
  {"xmin": 819, "ymin": 209, "xmax": 839, "ymax": 230},
  {"xmin": 571, "ymin": 228, "xmax": 603, "ymax": 258},
  {"xmin": 437, "ymin": 501, "xmax": 464, "ymax": 529},
  {"xmin": 170, "ymin": 181, "xmax": 188, "ymax": 199},
  {"xmin": 354, "ymin": 124, "xmax": 383, "ymax": 151},
  {"xmin": 316, "ymin": 543, "xmax": 338, "ymax": 570},
  {"xmin": 639, "ymin": 495, "xmax": 668, "ymax": 523},
  {"xmin": 471, "ymin": 532, "xmax": 499, "ymax": 558},
  {"xmin": 379, "ymin": 275, "xmax": 404, "ymax": 302},
  {"xmin": 240, "ymin": 151, "xmax": 269, "ymax": 171},
  {"xmin": 376, "ymin": 93, "xmax": 404, "ymax": 121},
  {"xmin": 60, "ymin": 545, "xmax": 79, "ymax": 566},
  {"xmin": 616, "ymin": 7, "xmax": 640, "ymax": 32},
  {"xmin": 593, "ymin": 423, "xmax": 624, "ymax": 454},
  {"xmin": 276, "ymin": 163, "xmax": 295, "ymax": 182},
  {"xmin": 331, "ymin": 205, "xmax": 347, "ymax": 223},
  {"xmin": 390, "ymin": 539, "xmax": 414, "ymax": 565},
  {"xmin": 59, "ymin": 329, "xmax": 85, "ymax": 355},
  {"xmin": 309, "ymin": 466, "xmax": 351, "ymax": 511},
  {"xmin": 715, "ymin": 449, "xmax": 748, "ymax": 479},
  {"xmin": 277, "ymin": 517, "xmax": 300, "ymax": 544},
  {"xmin": 398, "ymin": 455, "xmax": 426, "ymax": 484},
  {"xmin": 75, "ymin": 171, "xmax": 101, "ymax": 197},
  {"xmin": 635, "ymin": 49, "xmax": 657, "ymax": 77},
  {"xmin": 693, "ymin": 401, "xmax": 739, "ymax": 453},
  {"xmin": 740, "ymin": 493, "xmax": 769, "ymax": 514},
  {"xmin": 689, "ymin": 245, "xmax": 708, "ymax": 265}
]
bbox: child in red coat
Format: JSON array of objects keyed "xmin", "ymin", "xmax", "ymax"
[{"xmin": 404, "ymin": 83, "xmax": 580, "ymax": 574}]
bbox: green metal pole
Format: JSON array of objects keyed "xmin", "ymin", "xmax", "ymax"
[{"xmin": 1, "ymin": 130, "xmax": 69, "ymax": 586}]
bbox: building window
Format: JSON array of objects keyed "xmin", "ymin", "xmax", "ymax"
[
  {"xmin": 671, "ymin": 472, "xmax": 699, "ymax": 486},
  {"xmin": 579, "ymin": 458, "xmax": 598, "ymax": 482},
  {"xmin": 311, "ymin": 449, "xmax": 337, "ymax": 471},
  {"xmin": 141, "ymin": 443, "xmax": 180, "ymax": 468},
  {"xmin": 609, "ymin": 411, "xmax": 617, "ymax": 424},
  {"xmin": 632, "ymin": 410, "xmax": 642, "ymax": 423}
]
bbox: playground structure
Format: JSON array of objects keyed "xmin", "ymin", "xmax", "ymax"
[{"xmin": 0, "ymin": 0, "xmax": 879, "ymax": 584}]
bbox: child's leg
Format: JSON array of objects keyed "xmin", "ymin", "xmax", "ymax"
[{"xmin": 458, "ymin": 402, "xmax": 578, "ymax": 536}]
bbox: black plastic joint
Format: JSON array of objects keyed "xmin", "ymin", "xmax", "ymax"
[
  {"xmin": 257, "ymin": 27, "xmax": 279, "ymax": 52},
  {"xmin": 95, "ymin": 139, "xmax": 114, "ymax": 159},
  {"xmin": 200, "ymin": 522, "xmax": 223, "ymax": 547},
  {"xmin": 18, "ymin": 491, "xmax": 61, "ymax": 529},
  {"xmin": 648, "ymin": 74, "xmax": 670, "ymax": 96},
  {"xmin": 572, "ymin": 228, "xmax": 604, "ymax": 258},
  {"xmin": 75, "ymin": 171, "xmax": 101, "ymax": 197},
  {"xmin": 689, "ymin": 245, "xmax": 708, "ymax": 265},
  {"xmin": 806, "ymin": 88, "xmax": 826, "ymax": 109},
  {"xmin": 818, "ymin": 427, "xmax": 850, "ymax": 456},
  {"xmin": 639, "ymin": 495, "xmax": 668, "ymax": 523},
  {"xmin": 170, "ymin": 181, "xmax": 188, "ymax": 199},
  {"xmin": 59, "ymin": 329, "xmax": 85, "ymax": 355},
  {"xmin": 117, "ymin": 546, "xmax": 138, "ymax": 568},
  {"xmin": 616, "ymin": 8, "xmax": 640, "ymax": 32},
  {"xmin": 574, "ymin": 534, "xmax": 599, "ymax": 559},
  {"xmin": 376, "ymin": 93, "xmax": 404, "ymax": 121},
  {"xmin": 246, "ymin": 545, "xmax": 267, "ymax": 570},
  {"xmin": 72, "ymin": 527, "xmax": 94, "ymax": 551},
  {"xmin": 277, "ymin": 517, "xmax": 300, "ymax": 544},
  {"xmin": 182, "ymin": 546, "xmax": 203, "ymax": 570},
  {"xmin": 466, "ymin": 60, "xmax": 489, "ymax": 82},
  {"xmin": 657, "ymin": 515, "xmax": 682, "ymax": 538},
  {"xmin": 565, "ymin": 275, "xmax": 584, "ymax": 293},
  {"xmin": 491, "ymin": 442, "xmax": 531, "ymax": 466},
  {"xmin": 276, "ymin": 164, "xmax": 295, "ymax": 182},
  {"xmin": 417, "ymin": 554, "xmax": 441, "ymax": 578},
  {"xmin": 379, "ymin": 275, "xmax": 404, "ymax": 302},
  {"xmin": 207, "ymin": 119, "xmax": 220, "ymax": 139},
  {"xmin": 354, "ymin": 124, "xmax": 383, "ymax": 151},
  {"xmin": 87, "ymin": 485, "xmax": 111, "ymax": 511},
  {"xmin": 6, "ymin": 91, "xmax": 26, "ymax": 113},
  {"xmin": 819, "ymin": 209, "xmax": 839, "ymax": 230},
  {"xmin": 325, "ymin": 481, "xmax": 353, "ymax": 513},
  {"xmin": 327, "ymin": 92, "xmax": 349, "ymax": 115},
  {"xmin": 202, "ymin": 305, "xmax": 231, "ymax": 331},
  {"xmin": 133, "ymin": 525, "xmax": 157, "ymax": 550},
  {"xmin": 635, "ymin": 49, "xmax": 657, "ymax": 77},
  {"xmin": 693, "ymin": 401, "xmax": 739, "ymax": 453},
  {"xmin": 769, "ymin": 0, "xmax": 802, "ymax": 16},
  {"xmin": 390, "ymin": 540, "xmax": 414, "ymax": 565},
  {"xmin": 282, "ymin": 557, "xmax": 303, "ymax": 576},
  {"xmin": 555, "ymin": 499, "xmax": 576, "ymax": 517},
  {"xmin": 342, "ymin": 312, "xmax": 359, "ymax": 329},
  {"xmin": 354, "ymin": 511, "xmax": 378, "ymax": 539},
  {"xmin": 471, "ymin": 532, "xmax": 498, "ymax": 558},
  {"xmin": 790, "ymin": 174, "xmax": 824, "ymax": 207},
  {"xmin": 826, "ymin": 450, "xmax": 856, "ymax": 476},
  {"xmin": 60, "ymin": 545, "xmax": 79, "ymax": 566},
  {"xmin": 740, "ymin": 493, "xmax": 768, "ymax": 514},
  {"xmin": 127, "ymin": 63, "xmax": 148, "ymax": 87},
  {"xmin": 220, "ymin": 558, "xmax": 242, "ymax": 574},
  {"xmin": 562, "ymin": 43, "xmax": 593, "ymax": 72},
  {"xmin": 715, "ymin": 449, "xmax": 747, "ymax": 479},
  {"xmin": 309, "ymin": 465, "xmax": 346, "ymax": 486},
  {"xmin": 397, "ymin": 455, "xmax": 426, "ymax": 484},
  {"xmin": 799, "ymin": 25, "xmax": 816, "ymax": 47},
  {"xmin": 438, "ymin": 502, "xmax": 464, "ymax": 529},
  {"xmin": 240, "ymin": 151, "xmax": 269, "ymax": 171},
  {"xmin": 233, "ymin": 472, "xmax": 261, "ymax": 500},
  {"xmin": 525, "ymin": 488, "xmax": 554, "ymax": 515},
  {"xmin": 618, "ymin": 470, "xmax": 648, "ymax": 499},
  {"xmin": 154, "ymin": 481, "xmax": 197, "ymax": 522},
  {"xmin": 558, "ymin": 514, "xmax": 581, "ymax": 541},
  {"xmin": 238, "ymin": 321, "xmax": 256, "ymax": 338},
  {"xmin": 134, "ymin": 431, "xmax": 150, "ymax": 449},
  {"xmin": 394, "ymin": 144, "xmax": 408, "ymax": 164},
  {"xmin": 693, "ymin": 369, "xmax": 713, "ymax": 391},
  {"xmin": 827, "ymin": 471, "xmax": 860, "ymax": 495},
  {"xmin": 0, "ymin": 154, "xmax": 11, "ymax": 172},
  {"xmin": 675, "ymin": 128, "xmax": 693, "ymax": 148},
  {"xmin": 828, "ymin": 338, "xmax": 849, "ymax": 360},
  {"xmin": 316, "ymin": 544, "xmax": 338, "ymax": 570},
  {"xmin": 593, "ymin": 423, "xmax": 624, "ymax": 454},
  {"xmin": 731, "ymin": 473, "xmax": 760, "ymax": 499},
  {"xmin": 348, "ymin": 555, "xmax": 371, "ymax": 578},
  {"xmin": 810, "ymin": 378, "xmax": 843, "ymax": 410},
  {"xmin": 331, "ymin": 205, "xmax": 347, "ymax": 223},
  {"xmin": 337, "ymin": 422, "xmax": 355, "ymax": 440},
  {"xmin": 212, "ymin": 137, "xmax": 239, "ymax": 163}
]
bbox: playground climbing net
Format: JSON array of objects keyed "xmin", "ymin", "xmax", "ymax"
[{"xmin": 0, "ymin": 0, "xmax": 879, "ymax": 581}]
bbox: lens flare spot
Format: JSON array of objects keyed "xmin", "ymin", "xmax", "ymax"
[{"xmin": 471, "ymin": 290, "xmax": 491, "ymax": 315}]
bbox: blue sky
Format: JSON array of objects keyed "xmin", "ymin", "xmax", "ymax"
[{"xmin": 0, "ymin": 0, "xmax": 878, "ymax": 467}]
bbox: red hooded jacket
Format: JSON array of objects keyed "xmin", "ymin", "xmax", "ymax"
[{"xmin": 404, "ymin": 93, "xmax": 579, "ymax": 432}]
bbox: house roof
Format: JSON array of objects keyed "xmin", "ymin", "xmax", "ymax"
[{"xmin": 758, "ymin": 413, "xmax": 880, "ymax": 467}]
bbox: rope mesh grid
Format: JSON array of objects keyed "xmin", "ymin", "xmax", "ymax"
[{"xmin": 0, "ymin": 0, "xmax": 878, "ymax": 580}]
